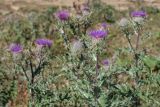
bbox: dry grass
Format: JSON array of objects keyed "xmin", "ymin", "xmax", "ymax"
[{"xmin": 0, "ymin": 0, "xmax": 160, "ymax": 16}]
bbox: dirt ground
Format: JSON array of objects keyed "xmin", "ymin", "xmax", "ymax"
[{"xmin": 0, "ymin": 0, "xmax": 160, "ymax": 20}]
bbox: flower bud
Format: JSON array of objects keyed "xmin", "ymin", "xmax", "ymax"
[
  {"xmin": 132, "ymin": 17, "xmax": 144, "ymax": 24},
  {"xmin": 119, "ymin": 18, "xmax": 129, "ymax": 27},
  {"xmin": 102, "ymin": 59, "xmax": 110, "ymax": 71},
  {"xmin": 71, "ymin": 40, "xmax": 83, "ymax": 56}
]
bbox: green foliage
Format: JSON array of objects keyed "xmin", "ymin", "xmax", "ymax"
[{"xmin": 144, "ymin": 6, "xmax": 160, "ymax": 14}]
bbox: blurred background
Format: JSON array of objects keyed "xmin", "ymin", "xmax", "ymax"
[{"xmin": 0, "ymin": 0, "xmax": 160, "ymax": 17}]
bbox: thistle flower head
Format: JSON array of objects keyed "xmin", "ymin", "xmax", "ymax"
[
  {"xmin": 81, "ymin": 3, "xmax": 90, "ymax": 16},
  {"xmin": 102, "ymin": 59, "xmax": 110, "ymax": 71},
  {"xmin": 102, "ymin": 59, "xmax": 109, "ymax": 66},
  {"xmin": 81, "ymin": 3, "xmax": 90, "ymax": 11},
  {"xmin": 131, "ymin": 10, "xmax": 147, "ymax": 17},
  {"xmin": 55, "ymin": 10, "xmax": 70, "ymax": 21},
  {"xmin": 101, "ymin": 22, "xmax": 108, "ymax": 29},
  {"xmin": 88, "ymin": 29, "xmax": 108, "ymax": 39},
  {"xmin": 9, "ymin": 43, "xmax": 23, "ymax": 54},
  {"xmin": 35, "ymin": 38, "xmax": 53, "ymax": 47}
]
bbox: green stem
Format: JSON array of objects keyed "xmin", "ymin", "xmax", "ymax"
[
  {"xmin": 126, "ymin": 35, "xmax": 136, "ymax": 55},
  {"xmin": 94, "ymin": 45, "xmax": 99, "ymax": 107}
]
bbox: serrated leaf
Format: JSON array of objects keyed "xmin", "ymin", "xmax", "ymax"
[
  {"xmin": 141, "ymin": 56, "xmax": 159, "ymax": 70},
  {"xmin": 93, "ymin": 54, "xmax": 97, "ymax": 61},
  {"xmin": 116, "ymin": 58, "xmax": 131, "ymax": 66},
  {"xmin": 116, "ymin": 84, "xmax": 129, "ymax": 93},
  {"xmin": 76, "ymin": 86, "xmax": 92, "ymax": 99},
  {"xmin": 98, "ymin": 94, "xmax": 107, "ymax": 107}
]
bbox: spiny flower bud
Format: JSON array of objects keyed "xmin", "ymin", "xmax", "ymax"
[
  {"xmin": 133, "ymin": 17, "xmax": 144, "ymax": 24},
  {"xmin": 119, "ymin": 18, "xmax": 129, "ymax": 27},
  {"xmin": 71, "ymin": 40, "xmax": 83, "ymax": 56}
]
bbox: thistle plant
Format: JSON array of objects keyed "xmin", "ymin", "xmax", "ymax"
[
  {"xmin": 58, "ymin": 19, "xmax": 109, "ymax": 106},
  {"xmin": 54, "ymin": 9, "xmax": 70, "ymax": 48},
  {"xmin": 1, "ymin": 1, "xmax": 160, "ymax": 107},
  {"xmin": 7, "ymin": 38, "xmax": 53, "ymax": 106},
  {"xmin": 118, "ymin": 10, "xmax": 160, "ymax": 106}
]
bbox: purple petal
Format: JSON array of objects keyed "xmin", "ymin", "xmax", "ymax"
[
  {"xmin": 89, "ymin": 30, "xmax": 108, "ymax": 39},
  {"xmin": 102, "ymin": 59, "xmax": 109, "ymax": 66},
  {"xmin": 35, "ymin": 38, "xmax": 53, "ymax": 47},
  {"xmin": 9, "ymin": 43, "xmax": 23, "ymax": 54},
  {"xmin": 101, "ymin": 22, "xmax": 108, "ymax": 29},
  {"xmin": 131, "ymin": 11, "xmax": 147, "ymax": 17},
  {"xmin": 55, "ymin": 10, "xmax": 70, "ymax": 21}
]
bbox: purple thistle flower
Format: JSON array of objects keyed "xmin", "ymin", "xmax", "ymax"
[
  {"xmin": 102, "ymin": 59, "xmax": 109, "ymax": 66},
  {"xmin": 88, "ymin": 30, "xmax": 108, "ymax": 39},
  {"xmin": 81, "ymin": 3, "xmax": 90, "ymax": 11},
  {"xmin": 9, "ymin": 43, "xmax": 23, "ymax": 54},
  {"xmin": 101, "ymin": 22, "xmax": 108, "ymax": 29},
  {"xmin": 131, "ymin": 11, "xmax": 147, "ymax": 17},
  {"xmin": 35, "ymin": 38, "xmax": 53, "ymax": 47},
  {"xmin": 55, "ymin": 10, "xmax": 70, "ymax": 21}
]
